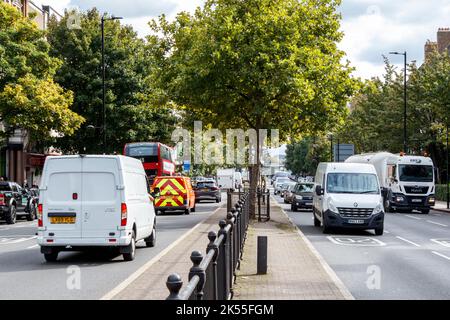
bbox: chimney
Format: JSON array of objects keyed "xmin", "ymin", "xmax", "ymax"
[{"xmin": 437, "ymin": 27, "xmax": 450, "ymax": 53}]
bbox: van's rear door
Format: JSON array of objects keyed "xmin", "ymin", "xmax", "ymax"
[
  {"xmin": 44, "ymin": 158, "xmax": 82, "ymax": 238},
  {"xmin": 81, "ymin": 157, "xmax": 122, "ymax": 238}
]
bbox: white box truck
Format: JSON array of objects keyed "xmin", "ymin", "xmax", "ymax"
[
  {"xmin": 217, "ymin": 168, "xmax": 235, "ymax": 190},
  {"xmin": 345, "ymin": 152, "xmax": 435, "ymax": 214},
  {"xmin": 37, "ymin": 155, "xmax": 156, "ymax": 262}
]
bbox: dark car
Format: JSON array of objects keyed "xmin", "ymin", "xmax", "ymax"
[
  {"xmin": 0, "ymin": 182, "xmax": 36, "ymax": 224},
  {"xmin": 290, "ymin": 182, "xmax": 314, "ymax": 212},
  {"xmin": 194, "ymin": 180, "xmax": 221, "ymax": 203}
]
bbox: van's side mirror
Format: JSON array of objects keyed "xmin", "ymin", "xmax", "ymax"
[{"xmin": 315, "ymin": 185, "xmax": 324, "ymax": 196}]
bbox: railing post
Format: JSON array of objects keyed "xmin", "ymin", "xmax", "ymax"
[
  {"xmin": 166, "ymin": 273, "xmax": 183, "ymax": 300},
  {"xmin": 188, "ymin": 251, "xmax": 205, "ymax": 300},
  {"xmin": 266, "ymin": 190, "xmax": 270, "ymax": 221},
  {"xmin": 218, "ymin": 220, "xmax": 229, "ymax": 300},
  {"xmin": 206, "ymin": 231, "xmax": 219, "ymax": 300},
  {"xmin": 226, "ymin": 212, "xmax": 235, "ymax": 291},
  {"xmin": 227, "ymin": 189, "xmax": 232, "ymax": 212}
]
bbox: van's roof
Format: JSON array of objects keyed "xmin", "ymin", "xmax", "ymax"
[
  {"xmin": 319, "ymin": 162, "xmax": 377, "ymax": 174},
  {"xmin": 45, "ymin": 155, "xmax": 144, "ymax": 172}
]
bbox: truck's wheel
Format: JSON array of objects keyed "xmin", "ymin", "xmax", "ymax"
[
  {"xmin": 291, "ymin": 204, "xmax": 297, "ymax": 212},
  {"xmin": 6, "ymin": 205, "xmax": 17, "ymax": 224},
  {"xmin": 44, "ymin": 252, "xmax": 58, "ymax": 262},
  {"xmin": 145, "ymin": 226, "xmax": 156, "ymax": 247},
  {"xmin": 375, "ymin": 227, "xmax": 384, "ymax": 236},
  {"xmin": 123, "ymin": 231, "xmax": 136, "ymax": 261},
  {"xmin": 421, "ymin": 209, "xmax": 430, "ymax": 214},
  {"xmin": 185, "ymin": 207, "xmax": 191, "ymax": 215},
  {"xmin": 322, "ymin": 219, "xmax": 331, "ymax": 234},
  {"xmin": 384, "ymin": 199, "xmax": 393, "ymax": 213},
  {"xmin": 191, "ymin": 204, "xmax": 196, "ymax": 212}
]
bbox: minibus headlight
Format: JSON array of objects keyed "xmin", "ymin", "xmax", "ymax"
[
  {"xmin": 373, "ymin": 204, "xmax": 383, "ymax": 214},
  {"xmin": 395, "ymin": 196, "xmax": 405, "ymax": 202},
  {"xmin": 428, "ymin": 197, "xmax": 435, "ymax": 203},
  {"xmin": 327, "ymin": 199, "xmax": 338, "ymax": 213}
]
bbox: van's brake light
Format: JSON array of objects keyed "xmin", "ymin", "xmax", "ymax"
[
  {"xmin": 38, "ymin": 204, "xmax": 43, "ymax": 227},
  {"xmin": 121, "ymin": 203, "xmax": 127, "ymax": 226}
]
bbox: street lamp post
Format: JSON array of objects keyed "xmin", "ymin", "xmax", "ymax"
[
  {"xmin": 389, "ymin": 51, "xmax": 407, "ymax": 153},
  {"xmin": 328, "ymin": 134, "xmax": 333, "ymax": 162},
  {"xmin": 447, "ymin": 123, "xmax": 449, "ymax": 209},
  {"xmin": 101, "ymin": 15, "xmax": 122, "ymax": 154}
]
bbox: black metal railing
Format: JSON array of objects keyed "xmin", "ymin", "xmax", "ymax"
[
  {"xmin": 166, "ymin": 191, "xmax": 250, "ymax": 300},
  {"xmin": 257, "ymin": 187, "xmax": 270, "ymax": 222}
]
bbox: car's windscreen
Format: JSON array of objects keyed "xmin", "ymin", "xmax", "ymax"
[
  {"xmin": 277, "ymin": 179, "xmax": 291, "ymax": 184},
  {"xmin": 126, "ymin": 144, "xmax": 158, "ymax": 163},
  {"xmin": 297, "ymin": 184, "xmax": 314, "ymax": 193},
  {"xmin": 0, "ymin": 184, "xmax": 11, "ymax": 191},
  {"xmin": 196, "ymin": 182, "xmax": 216, "ymax": 188},
  {"xmin": 326, "ymin": 173, "xmax": 379, "ymax": 194},
  {"xmin": 399, "ymin": 165, "xmax": 433, "ymax": 182}
]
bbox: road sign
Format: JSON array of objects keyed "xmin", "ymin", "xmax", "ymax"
[
  {"xmin": 183, "ymin": 160, "xmax": 191, "ymax": 172},
  {"xmin": 333, "ymin": 143, "xmax": 355, "ymax": 162}
]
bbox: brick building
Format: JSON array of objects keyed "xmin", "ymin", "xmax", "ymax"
[
  {"xmin": 1, "ymin": 0, "xmax": 62, "ymax": 186},
  {"xmin": 424, "ymin": 27, "xmax": 450, "ymax": 60}
]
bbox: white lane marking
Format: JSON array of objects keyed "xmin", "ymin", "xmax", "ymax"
[
  {"xmin": 396, "ymin": 236, "xmax": 421, "ymax": 247},
  {"xmin": 27, "ymin": 244, "xmax": 39, "ymax": 249},
  {"xmin": 426, "ymin": 220, "xmax": 448, "ymax": 227},
  {"xmin": 405, "ymin": 214, "xmax": 422, "ymax": 220},
  {"xmin": 327, "ymin": 236, "xmax": 386, "ymax": 247},
  {"xmin": 432, "ymin": 251, "xmax": 450, "ymax": 261},
  {"xmin": 384, "ymin": 230, "xmax": 390, "ymax": 234},
  {"xmin": 431, "ymin": 213, "xmax": 442, "ymax": 217},
  {"xmin": 101, "ymin": 206, "xmax": 223, "ymax": 300},
  {"xmin": 431, "ymin": 239, "xmax": 450, "ymax": 248},
  {"xmin": 0, "ymin": 236, "xmax": 37, "ymax": 245}
]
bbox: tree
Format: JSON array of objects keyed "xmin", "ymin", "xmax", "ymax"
[
  {"xmin": 47, "ymin": 9, "xmax": 177, "ymax": 154},
  {"xmin": 0, "ymin": 2, "xmax": 83, "ymax": 143},
  {"xmin": 150, "ymin": 0, "xmax": 357, "ymax": 215},
  {"xmin": 285, "ymin": 136, "xmax": 330, "ymax": 176}
]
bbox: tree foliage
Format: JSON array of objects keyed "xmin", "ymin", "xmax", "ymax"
[
  {"xmin": 47, "ymin": 9, "xmax": 177, "ymax": 154},
  {"xmin": 0, "ymin": 2, "xmax": 83, "ymax": 142},
  {"xmin": 285, "ymin": 136, "xmax": 330, "ymax": 176}
]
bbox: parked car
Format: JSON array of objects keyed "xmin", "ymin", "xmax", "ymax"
[
  {"xmin": 152, "ymin": 176, "xmax": 196, "ymax": 215},
  {"xmin": 0, "ymin": 181, "xmax": 36, "ymax": 224},
  {"xmin": 313, "ymin": 162, "xmax": 384, "ymax": 235},
  {"xmin": 280, "ymin": 182, "xmax": 296, "ymax": 198},
  {"xmin": 274, "ymin": 177, "xmax": 293, "ymax": 195},
  {"xmin": 283, "ymin": 184, "xmax": 296, "ymax": 203},
  {"xmin": 271, "ymin": 171, "xmax": 290, "ymax": 185},
  {"xmin": 290, "ymin": 182, "xmax": 314, "ymax": 211},
  {"xmin": 37, "ymin": 155, "xmax": 156, "ymax": 262},
  {"xmin": 194, "ymin": 180, "xmax": 221, "ymax": 203}
]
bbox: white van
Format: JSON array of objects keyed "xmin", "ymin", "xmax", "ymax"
[
  {"xmin": 313, "ymin": 163, "xmax": 384, "ymax": 235},
  {"xmin": 37, "ymin": 155, "xmax": 156, "ymax": 262}
]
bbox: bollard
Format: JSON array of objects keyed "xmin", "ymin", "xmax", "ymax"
[
  {"xmin": 166, "ymin": 273, "xmax": 183, "ymax": 300},
  {"xmin": 257, "ymin": 236, "xmax": 268, "ymax": 275}
]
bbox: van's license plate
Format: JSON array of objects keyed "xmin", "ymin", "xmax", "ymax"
[
  {"xmin": 50, "ymin": 217, "xmax": 75, "ymax": 224},
  {"xmin": 347, "ymin": 219, "xmax": 365, "ymax": 224}
]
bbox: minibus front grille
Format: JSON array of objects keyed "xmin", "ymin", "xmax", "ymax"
[{"xmin": 338, "ymin": 207, "xmax": 373, "ymax": 218}]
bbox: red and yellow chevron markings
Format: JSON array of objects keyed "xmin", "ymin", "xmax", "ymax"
[{"xmin": 154, "ymin": 177, "xmax": 187, "ymax": 207}]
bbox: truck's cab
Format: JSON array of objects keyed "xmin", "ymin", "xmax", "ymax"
[{"xmin": 385, "ymin": 155, "xmax": 435, "ymax": 214}]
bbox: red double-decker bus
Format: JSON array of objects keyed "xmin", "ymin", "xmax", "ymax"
[{"xmin": 123, "ymin": 142, "xmax": 176, "ymax": 184}]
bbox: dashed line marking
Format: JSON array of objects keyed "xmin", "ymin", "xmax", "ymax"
[
  {"xmin": 405, "ymin": 215, "xmax": 422, "ymax": 220},
  {"xmin": 426, "ymin": 220, "xmax": 447, "ymax": 227},
  {"xmin": 26, "ymin": 244, "xmax": 39, "ymax": 249},
  {"xmin": 396, "ymin": 236, "xmax": 421, "ymax": 247},
  {"xmin": 432, "ymin": 251, "xmax": 450, "ymax": 261}
]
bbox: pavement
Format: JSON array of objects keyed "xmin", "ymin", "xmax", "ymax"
[
  {"xmin": 432, "ymin": 201, "xmax": 450, "ymax": 213},
  {"xmin": 108, "ymin": 206, "xmax": 227, "ymax": 300},
  {"xmin": 277, "ymin": 195, "xmax": 450, "ymax": 299},
  {"xmin": 233, "ymin": 199, "xmax": 353, "ymax": 300},
  {"xmin": 0, "ymin": 197, "xmax": 224, "ymax": 300}
]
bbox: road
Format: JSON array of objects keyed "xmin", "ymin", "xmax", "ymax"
[
  {"xmin": 0, "ymin": 197, "xmax": 224, "ymax": 300},
  {"xmin": 275, "ymin": 194, "xmax": 450, "ymax": 299}
]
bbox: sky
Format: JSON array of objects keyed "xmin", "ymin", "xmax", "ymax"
[{"xmin": 32, "ymin": 0, "xmax": 450, "ymax": 79}]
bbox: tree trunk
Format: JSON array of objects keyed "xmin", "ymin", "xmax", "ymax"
[{"xmin": 249, "ymin": 128, "xmax": 261, "ymax": 219}]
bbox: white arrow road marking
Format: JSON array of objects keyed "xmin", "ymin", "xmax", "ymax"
[
  {"xmin": 396, "ymin": 236, "xmax": 421, "ymax": 247},
  {"xmin": 426, "ymin": 220, "xmax": 448, "ymax": 227},
  {"xmin": 432, "ymin": 251, "xmax": 450, "ymax": 261},
  {"xmin": 405, "ymin": 215, "xmax": 422, "ymax": 220}
]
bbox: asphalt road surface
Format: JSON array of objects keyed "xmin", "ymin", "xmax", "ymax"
[
  {"xmin": 0, "ymin": 196, "xmax": 224, "ymax": 300},
  {"xmin": 275, "ymin": 193, "xmax": 450, "ymax": 299}
]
